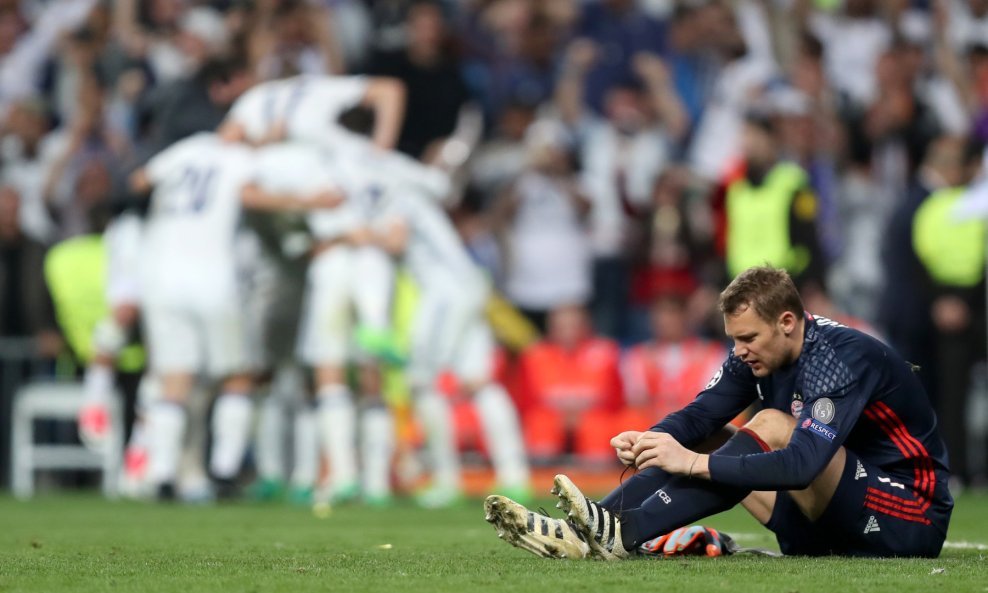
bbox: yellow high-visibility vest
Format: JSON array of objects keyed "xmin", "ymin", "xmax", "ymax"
[
  {"xmin": 44, "ymin": 235, "xmax": 145, "ymax": 371},
  {"xmin": 726, "ymin": 162, "xmax": 812, "ymax": 278},
  {"xmin": 913, "ymin": 187, "xmax": 986, "ymax": 287}
]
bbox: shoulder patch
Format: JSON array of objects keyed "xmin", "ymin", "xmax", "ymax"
[
  {"xmin": 811, "ymin": 397, "xmax": 835, "ymax": 424},
  {"xmin": 705, "ymin": 368, "xmax": 723, "ymax": 390}
]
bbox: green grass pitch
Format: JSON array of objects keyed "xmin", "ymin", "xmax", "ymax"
[{"xmin": 1, "ymin": 492, "xmax": 987, "ymax": 593}]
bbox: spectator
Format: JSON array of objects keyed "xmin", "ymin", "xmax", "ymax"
[
  {"xmin": 628, "ymin": 164, "xmax": 718, "ymax": 339},
  {"xmin": 462, "ymin": 3, "xmax": 563, "ymax": 125},
  {"xmin": 571, "ymin": 0, "xmax": 667, "ymax": 114},
  {"xmin": 0, "ymin": 0, "xmax": 98, "ymax": 119},
  {"xmin": 622, "ymin": 294, "xmax": 725, "ymax": 423},
  {"xmin": 0, "ymin": 184, "xmax": 60, "ymax": 354},
  {"xmin": 144, "ymin": 55, "xmax": 254, "ymax": 151},
  {"xmin": 492, "ymin": 119, "xmax": 591, "ymax": 333},
  {"xmin": 248, "ymin": 0, "xmax": 343, "ymax": 79},
  {"xmin": 468, "ymin": 99, "xmax": 535, "ymax": 201},
  {"xmin": 807, "ymin": 0, "xmax": 891, "ymax": 108},
  {"xmin": 517, "ymin": 304, "xmax": 623, "ymax": 461},
  {"xmin": 0, "ymin": 98, "xmax": 57, "ymax": 242},
  {"xmin": 556, "ymin": 39, "xmax": 687, "ymax": 339},
  {"xmin": 367, "ymin": 0, "xmax": 472, "ymax": 160},
  {"xmin": 686, "ymin": 0, "xmax": 777, "ymax": 182}
]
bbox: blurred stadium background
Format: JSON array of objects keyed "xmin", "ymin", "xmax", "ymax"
[{"xmin": 1, "ymin": 0, "xmax": 988, "ymax": 557}]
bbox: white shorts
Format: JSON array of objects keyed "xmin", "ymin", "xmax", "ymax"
[
  {"xmin": 407, "ymin": 282, "xmax": 491, "ymax": 386},
  {"xmin": 144, "ymin": 300, "xmax": 248, "ymax": 378},
  {"xmin": 239, "ymin": 241, "xmax": 306, "ymax": 370},
  {"xmin": 297, "ymin": 246, "xmax": 354, "ymax": 367},
  {"xmin": 104, "ymin": 213, "xmax": 144, "ymax": 307},
  {"xmin": 350, "ymin": 245, "xmax": 394, "ymax": 333}
]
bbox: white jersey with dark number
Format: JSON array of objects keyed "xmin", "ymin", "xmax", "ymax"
[
  {"xmin": 141, "ymin": 133, "xmax": 254, "ymax": 306},
  {"xmin": 228, "ymin": 75, "xmax": 369, "ymax": 145}
]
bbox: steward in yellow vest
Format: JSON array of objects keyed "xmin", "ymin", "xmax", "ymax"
[
  {"xmin": 725, "ymin": 115, "xmax": 826, "ymax": 293},
  {"xmin": 44, "ymin": 234, "xmax": 145, "ymax": 372},
  {"xmin": 910, "ymin": 142, "xmax": 987, "ymax": 485}
]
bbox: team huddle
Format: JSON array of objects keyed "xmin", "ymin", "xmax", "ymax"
[{"xmin": 83, "ymin": 73, "xmax": 530, "ymax": 507}]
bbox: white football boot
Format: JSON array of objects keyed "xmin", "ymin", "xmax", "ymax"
[
  {"xmin": 552, "ymin": 474, "xmax": 631, "ymax": 560},
  {"xmin": 484, "ymin": 495, "xmax": 590, "ymax": 559}
]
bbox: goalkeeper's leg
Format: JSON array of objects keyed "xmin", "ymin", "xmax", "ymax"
[
  {"xmin": 556, "ymin": 410, "xmax": 843, "ymax": 557},
  {"xmin": 598, "ymin": 427, "xmax": 736, "ymax": 512}
]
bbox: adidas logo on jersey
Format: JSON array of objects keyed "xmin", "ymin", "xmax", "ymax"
[
  {"xmin": 855, "ymin": 460, "xmax": 868, "ymax": 480},
  {"xmin": 864, "ymin": 516, "xmax": 881, "ymax": 534}
]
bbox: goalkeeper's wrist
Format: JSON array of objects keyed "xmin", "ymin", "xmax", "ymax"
[{"xmin": 688, "ymin": 454, "xmax": 710, "ymax": 480}]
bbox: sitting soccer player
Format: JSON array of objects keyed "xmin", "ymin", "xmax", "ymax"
[{"xmin": 486, "ymin": 266, "xmax": 953, "ymax": 559}]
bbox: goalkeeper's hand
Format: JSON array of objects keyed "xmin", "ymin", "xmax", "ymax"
[{"xmin": 638, "ymin": 526, "xmax": 734, "ymax": 557}]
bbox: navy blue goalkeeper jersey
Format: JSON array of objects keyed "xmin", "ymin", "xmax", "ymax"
[{"xmin": 653, "ymin": 314, "xmax": 952, "ymax": 522}]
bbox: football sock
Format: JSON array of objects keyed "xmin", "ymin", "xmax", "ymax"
[
  {"xmin": 414, "ymin": 390, "xmax": 461, "ymax": 490},
  {"xmin": 618, "ymin": 428, "xmax": 769, "ymax": 551},
  {"xmin": 474, "ymin": 384, "xmax": 529, "ymax": 489},
  {"xmin": 599, "ymin": 466, "xmax": 674, "ymax": 512},
  {"xmin": 147, "ymin": 400, "xmax": 187, "ymax": 485},
  {"xmin": 83, "ymin": 363, "xmax": 113, "ymax": 404},
  {"xmin": 209, "ymin": 393, "xmax": 254, "ymax": 479},
  {"xmin": 291, "ymin": 404, "xmax": 319, "ymax": 488},
  {"xmin": 255, "ymin": 393, "xmax": 287, "ymax": 482},
  {"xmin": 317, "ymin": 384, "xmax": 358, "ymax": 488},
  {"xmin": 360, "ymin": 402, "xmax": 394, "ymax": 498},
  {"xmin": 178, "ymin": 388, "xmax": 210, "ymax": 494}
]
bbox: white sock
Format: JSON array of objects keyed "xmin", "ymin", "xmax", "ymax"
[
  {"xmin": 255, "ymin": 395, "xmax": 287, "ymax": 482},
  {"xmin": 360, "ymin": 403, "xmax": 394, "ymax": 498},
  {"xmin": 179, "ymin": 387, "xmax": 209, "ymax": 493},
  {"xmin": 83, "ymin": 364, "xmax": 114, "ymax": 405},
  {"xmin": 290, "ymin": 404, "xmax": 319, "ymax": 489},
  {"xmin": 317, "ymin": 385, "xmax": 358, "ymax": 489},
  {"xmin": 147, "ymin": 401, "xmax": 186, "ymax": 485},
  {"xmin": 414, "ymin": 390, "xmax": 460, "ymax": 490},
  {"xmin": 209, "ymin": 393, "xmax": 254, "ymax": 480},
  {"xmin": 475, "ymin": 384, "xmax": 530, "ymax": 489}
]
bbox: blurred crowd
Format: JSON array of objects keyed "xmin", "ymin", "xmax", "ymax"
[{"xmin": 2, "ymin": 0, "xmax": 988, "ymax": 498}]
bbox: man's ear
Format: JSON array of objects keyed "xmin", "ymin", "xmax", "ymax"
[{"xmin": 779, "ymin": 311, "xmax": 797, "ymax": 337}]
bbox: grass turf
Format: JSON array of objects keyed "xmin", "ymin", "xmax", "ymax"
[{"xmin": 1, "ymin": 492, "xmax": 986, "ymax": 593}]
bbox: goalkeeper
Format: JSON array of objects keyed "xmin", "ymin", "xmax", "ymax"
[{"xmin": 486, "ymin": 267, "xmax": 953, "ymax": 559}]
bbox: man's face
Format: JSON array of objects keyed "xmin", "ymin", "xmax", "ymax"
[
  {"xmin": 723, "ymin": 305, "xmax": 795, "ymax": 377},
  {"xmin": 548, "ymin": 305, "xmax": 588, "ymax": 349}
]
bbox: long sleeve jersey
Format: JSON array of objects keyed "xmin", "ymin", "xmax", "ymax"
[{"xmin": 653, "ymin": 314, "xmax": 952, "ymax": 524}]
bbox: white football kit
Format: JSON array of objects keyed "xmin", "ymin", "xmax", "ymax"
[
  {"xmin": 251, "ymin": 143, "xmax": 394, "ymax": 367},
  {"xmin": 140, "ymin": 133, "xmax": 254, "ymax": 378},
  {"xmin": 104, "ymin": 211, "xmax": 144, "ymax": 307},
  {"xmin": 227, "ymin": 74, "xmax": 370, "ymax": 146},
  {"xmin": 373, "ymin": 187, "xmax": 531, "ymax": 500},
  {"xmin": 373, "ymin": 189, "xmax": 493, "ymax": 386}
]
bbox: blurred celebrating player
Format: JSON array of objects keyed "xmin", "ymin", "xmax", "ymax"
[
  {"xmin": 369, "ymin": 173, "xmax": 531, "ymax": 508},
  {"xmin": 132, "ymin": 132, "xmax": 340, "ymax": 500}
]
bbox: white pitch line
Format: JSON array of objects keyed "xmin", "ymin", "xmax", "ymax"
[
  {"xmin": 720, "ymin": 534, "xmax": 988, "ymax": 552},
  {"xmin": 942, "ymin": 541, "xmax": 988, "ymax": 551}
]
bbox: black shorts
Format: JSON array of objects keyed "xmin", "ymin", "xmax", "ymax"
[{"xmin": 766, "ymin": 450, "xmax": 949, "ymax": 557}]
